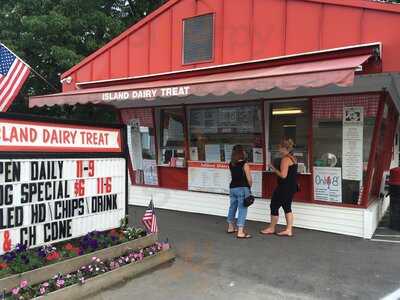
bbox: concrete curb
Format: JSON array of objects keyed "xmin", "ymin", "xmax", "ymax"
[
  {"xmin": 34, "ymin": 248, "xmax": 176, "ymax": 300},
  {"xmin": 1, "ymin": 234, "xmax": 157, "ymax": 293}
]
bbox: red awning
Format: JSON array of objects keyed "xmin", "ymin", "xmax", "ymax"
[{"xmin": 30, "ymin": 55, "xmax": 371, "ymax": 108}]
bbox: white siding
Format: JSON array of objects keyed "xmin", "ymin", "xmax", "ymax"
[{"xmin": 127, "ymin": 186, "xmax": 388, "ymax": 238}]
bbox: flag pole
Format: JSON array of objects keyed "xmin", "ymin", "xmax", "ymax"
[{"xmin": 1, "ymin": 42, "xmax": 58, "ymax": 92}]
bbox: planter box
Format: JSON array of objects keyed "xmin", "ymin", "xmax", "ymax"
[
  {"xmin": 1, "ymin": 234, "xmax": 157, "ymax": 293},
  {"xmin": 35, "ymin": 248, "xmax": 176, "ymax": 300}
]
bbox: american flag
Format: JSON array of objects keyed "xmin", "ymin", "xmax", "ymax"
[
  {"xmin": 0, "ymin": 44, "xmax": 30, "ymax": 112},
  {"xmin": 142, "ymin": 200, "xmax": 158, "ymax": 233}
]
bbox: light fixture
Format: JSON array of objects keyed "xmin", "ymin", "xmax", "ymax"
[{"xmin": 272, "ymin": 108, "xmax": 303, "ymax": 115}]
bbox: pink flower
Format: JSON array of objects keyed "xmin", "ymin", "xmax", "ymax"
[
  {"xmin": 20, "ymin": 280, "xmax": 28, "ymax": 288},
  {"xmin": 12, "ymin": 287, "xmax": 20, "ymax": 295},
  {"xmin": 42, "ymin": 282, "xmax": 49, "ymax": 288},
  {"xmin": 56, "ymin": 279, "xmax": 65, "ymax": 288},
  {"xmin": 162, "ymin": 243, "xmax": 170, "ymax": 251},
  {"xmin": 40, "ymin": 287, "xmax": 46, "ymax": 295},
  {"xmin": 79, "ymin": 277, "xmax": 85, "ymax": 284}
]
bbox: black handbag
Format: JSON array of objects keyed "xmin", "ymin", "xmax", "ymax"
[{"xmin": 244, "ymin": 194, "xmax": 255, "ymax": 207}]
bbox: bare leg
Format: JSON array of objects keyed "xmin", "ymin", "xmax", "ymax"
[
  {"xmin": 237, "ymin": 226, "xmax": 251, "ymax": 238},
  {"xmin": 227, "ymin": 222, "xmax": 237, "ymax": 233},
  {"xmin": 261, "ymin": 215, "xmax": 278, "ymax": 234},
  {"xmin": 277, "ymin": 213, "xmax": 293, "ymax": 236}
]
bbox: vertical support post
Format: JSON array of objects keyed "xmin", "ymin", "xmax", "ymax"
[
  {"xmin": 361, "ymin": 91, "xmax": 386, "ymax": 208},
  {"xmin": 152, "ymin": 107, "xmax": 160, "ymax": 187},
  {"xmin": 308, "ymin": 97, "xmax": 314, "ymax": 202},
  {"xmin": 183, "ymin": 104, "xmax": 190, "ymax": 164}
]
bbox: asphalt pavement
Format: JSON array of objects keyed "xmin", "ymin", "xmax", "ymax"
[{"xmin": 88, "ymin": 206, "xmax": 400, "ymax": 300}]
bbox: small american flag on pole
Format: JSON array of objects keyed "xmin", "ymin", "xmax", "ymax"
[
  {"xmin": 141, "ymin": 199, "xmax": 158, "ymax": 233},
  {"xmin": 0, "ymin": 43, "xmax": 30, "ymax": 112}
]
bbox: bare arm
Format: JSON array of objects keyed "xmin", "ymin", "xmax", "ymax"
[{"xmin": 244, "ymin": 163, "xmax": 253, "ymax": 187}]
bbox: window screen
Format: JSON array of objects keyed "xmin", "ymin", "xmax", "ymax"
[{"xmin": 183, "ymin": 14, "xmax": 214, "ymax": 64}]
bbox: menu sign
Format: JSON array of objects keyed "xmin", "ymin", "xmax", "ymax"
[
  {"xmin": 188, "ymin": 161, "xmax": 262, "ymax": 197},
  {"xmin": 190, "ymin": 106, "xmax": 261, "ymax": 134},
  {"xmin": 342, "ymin": 107, "xmax": 364, "ymax": 181},
  {"xmin": 0, "ymin": 158, "xmax": 126, "ymax": 255}
]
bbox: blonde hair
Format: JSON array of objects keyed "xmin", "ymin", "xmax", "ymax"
[{"xmin": 280, "ymin": 138, "xmax": 294, "ymax": 152}]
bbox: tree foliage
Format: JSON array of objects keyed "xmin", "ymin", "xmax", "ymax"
[{"xmin": 0, "ymin": 0, "xmax": 165, "ymax": 122}]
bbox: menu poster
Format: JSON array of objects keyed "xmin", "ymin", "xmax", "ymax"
[
  {"xmin": 342, "ymin": 107, "xmax": 364, "ymax": 181},
  {"xmin": 127, "ymin": 119, "xmax": 143, "ymax": 171},
  {"xmin": 313, "ymin": 167, "xmax": 342, "ymax": 203},
  {"xmin": 253, "ymin": 148, "xmax": 264, "ymax": 164},
  {"xmin": 205, "ymin": 144, "xmax": 221, "ymax": 162},
  {"xmin": 188, "ymin": 162, "xmax": 262, "ymax": 197},
  {"xmin": 143, "ymin": 159, "xmax": 158, "ymax": 186}
]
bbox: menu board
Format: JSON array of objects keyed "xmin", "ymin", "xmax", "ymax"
[
  {"xmin": 190, "ymin": 106, "xmax": 261, "ymax": 134},
  {"xmin": 188, "ymin": 161, "xmax": 262, "ymax": 197},
  {"xmin": 0, "ymin": 158, "xmax": 126, "ymax": 255},
  {"xmin": 342, "ymin": 107, "xmax": 364, "ymax": 181}
]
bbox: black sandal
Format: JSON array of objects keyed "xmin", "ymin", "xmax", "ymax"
[{"xmin": 236, "ymin": 233, "xmax": 252, "ymax": 239}]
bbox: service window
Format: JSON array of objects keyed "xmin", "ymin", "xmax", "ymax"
[
  {"xmin": 155, "ymin": 107, "xmax": 186, "ymax": 167},
  {"xmin": 312, "ymin": 95, "xmax": 379, "ymax": 204},
  {"xmin": 188, "ymin": 103, "xmax": 263, "ymax": 163},
  {"xmin": 268, "ymin": 101, "xmax": 310, "ymax": 174}
]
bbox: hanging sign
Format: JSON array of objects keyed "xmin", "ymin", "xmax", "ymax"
[
  {"xmin": 0, "ymin": 119, "xmax": 121, "ymax": 152},
  {"xmin": 342, "ymin": 107, "xmax": 364, "ymax": 181},
  {"xmin": 313, "ymin": 167, "xmax": 342, "ymax": 203}
]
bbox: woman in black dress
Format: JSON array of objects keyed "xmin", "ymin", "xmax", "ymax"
[{"xmin": 261, "ymin": 139, "xmax": 297, "ymax": 237}]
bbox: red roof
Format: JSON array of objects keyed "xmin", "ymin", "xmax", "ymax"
[{"xmin": 61, "ymin": 0, "xmax": 400, "ymax": 80}]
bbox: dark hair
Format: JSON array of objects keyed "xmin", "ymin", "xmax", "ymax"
[{"xmin": 231, "ymin": 145, "xmax": 246, "ymax": 165}]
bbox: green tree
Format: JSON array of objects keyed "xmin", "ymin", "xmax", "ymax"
[{"xmin": 0, "ymin": 0, "xmax": 164, "ymax": 122}]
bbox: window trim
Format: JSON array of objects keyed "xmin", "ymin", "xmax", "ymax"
[
  {"xmin": 155, "ymin": 106, "xmax": 188, "ymax": 168},
  {"xmin": 187, "ymin": 101, "xmax": 264, "ymax": 164},
  {"xmin": 182, "ymin": 13, "xmax": 215, "ymax": 66},
  {"xmin": 267, "ymin": 99, "xmax": 311, "ymax": 174}
]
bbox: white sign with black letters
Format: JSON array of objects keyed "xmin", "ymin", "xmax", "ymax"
[
  {"xmin": 0, "ymin": 158, "xmax": 126, "ymax": 255},
  {"xmin": 342, "ymin": 107, "xmax": 364, "ymax": 181}
]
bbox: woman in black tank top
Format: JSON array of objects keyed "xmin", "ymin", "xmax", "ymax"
[
  {"xmin": 227, "ymin": 145, "xmax": 252, "ymax": 239},
  {"xmin": 261, "ymin": 139, "xmax": 298, "ymax": 237}
]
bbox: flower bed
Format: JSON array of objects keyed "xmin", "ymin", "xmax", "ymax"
[
  {"xmin": 0, "ymin": 227, "xmax": 155, "ymax": 293},
  {"xmin": 0, "ymin": 227, "xmax": 146, "ymax": 279},
  {"xmin": 3, "ymin": 243, "xmax": 175, "ymax": 300}
]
